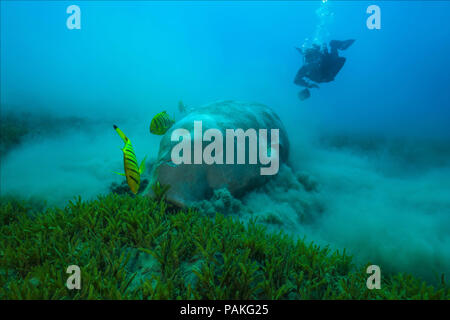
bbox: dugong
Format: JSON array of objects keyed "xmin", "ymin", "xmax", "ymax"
[{"xmin": 146, "ymin": 100, "xmax": 290, "ymax": 208}]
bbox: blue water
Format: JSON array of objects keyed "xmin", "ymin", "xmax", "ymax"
[
  {"xmin": 3, "ymin": 1, "xmax": 450, "ymax": 136},
  {"xmin": 1, "ymin": 1, "xmax": 450, "ymax": 283}
]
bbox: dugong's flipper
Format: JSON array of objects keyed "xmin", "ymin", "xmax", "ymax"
[{"xmin": 329, "ymin": 39, "xmax": 355, "ymax": 51}]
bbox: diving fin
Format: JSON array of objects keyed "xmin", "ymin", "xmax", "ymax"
[{"xmin": 329, "ymin": 39, "xmax": 355, "ymax": 51}]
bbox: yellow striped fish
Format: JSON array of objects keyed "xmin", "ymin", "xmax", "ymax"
[
  {"xmin": 150, "ymin": 111, "xmax": 175, "ymax": 135},
  {"xmin": 113, "ymin": 125, "xmax": 146, "ymax": 195}
]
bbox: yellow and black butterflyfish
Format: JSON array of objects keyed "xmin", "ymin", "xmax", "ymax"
[{"xmin": 113, "ymin": 125, "xmax": 146, "ymax": 195}]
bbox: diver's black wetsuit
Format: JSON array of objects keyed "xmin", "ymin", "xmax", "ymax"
[{"xmin": 294, "ymin": 39, "xmax": 355, "ymax": 101}]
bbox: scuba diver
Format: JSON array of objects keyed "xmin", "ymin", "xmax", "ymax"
[{"xmin": 294, "ymin": 39, "xmax": 355, "ymax": 101}]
